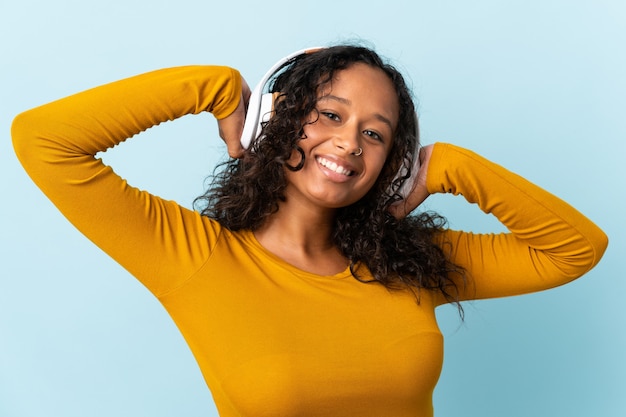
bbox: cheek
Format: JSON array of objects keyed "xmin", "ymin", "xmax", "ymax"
[
  {"xmin": 368, "ymin": 152, "xmax": 390, "ymax": 176},
  {"xmin": 364, "ymin": 155, "xmax": 392, "ymax": 190},
  {"xmin": 301, "ymin": 119, "xmax": 323, "ymax": 141},
  {"xmin": 285, "ymin": 146, "xmax": 305, "ymax": 169}
]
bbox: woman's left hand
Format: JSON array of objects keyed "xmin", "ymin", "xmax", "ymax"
[
  {"xmin": 217, "ymin": 76, "xmax": 251, "ymax": 158},
  {"xmin": 388, "ymin": 144, "xmax": 433, "ymax": 219}
]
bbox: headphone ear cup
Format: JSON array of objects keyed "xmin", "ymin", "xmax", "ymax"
[
  {"xmin": 240, "ymin": 88, "xmax": 262, "ymax": 149},
  {"xmin": 240, "ymin": 92, "xmax": 276, "ymax": 150},
  {"xmin": 258, "ymin": 92, "xmax": 275, "ymax": 126}
]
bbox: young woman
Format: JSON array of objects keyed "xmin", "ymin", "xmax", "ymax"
[{"xmin": 12, "ymin": 45, "xmax": 608, "ymax": 416}]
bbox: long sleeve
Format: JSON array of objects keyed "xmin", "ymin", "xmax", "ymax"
[
  {"xmin": 12, "ymin": 66, "xmax": 242, "ymax": 296},
  {"xmin": 428, "ymin": 143, "xmax": 608, "ymax": 302}
]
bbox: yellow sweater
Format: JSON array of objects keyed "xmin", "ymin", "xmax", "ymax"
[{"xmin": 12, "ymin": 65, "xmax": 608, "ymax": 416}]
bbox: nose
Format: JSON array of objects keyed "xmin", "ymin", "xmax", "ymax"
[{"xmin": 333, "ymin": 122, "xmax": 361, "ymax": 155}]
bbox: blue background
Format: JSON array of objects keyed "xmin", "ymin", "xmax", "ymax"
[{"xmin": 1, "ymin": 1, "xmax": 624, "ymax": 416}]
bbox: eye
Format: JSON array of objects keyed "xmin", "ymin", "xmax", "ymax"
[
  {"xmin": 320, "ymin": 111, "xmax": 340, "ymax": 122},
  {"xmin": 363, "ymin": 129, "xmax": 383, "ymax": 142}
]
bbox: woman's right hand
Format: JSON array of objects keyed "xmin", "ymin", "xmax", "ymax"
[
  {"xmin": 217, "ymin": 76, "xmax": 251, "ymax": 158},
  {"xmin": 388, "ymin": 144, "xmax": 434, "ymax": 219}
]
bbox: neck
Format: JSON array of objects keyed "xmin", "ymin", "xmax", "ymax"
[
  {"xmin": 257, "ymin": 199, "xmax": 336, "ymax": 253},
  {"xmin": 254, "ymin": 197, "xmax": 348, "ymax": 275}
]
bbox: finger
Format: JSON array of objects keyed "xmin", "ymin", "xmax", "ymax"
[
  {"xmin": 388, "ymin": 145, "xmax": 433, "ymax": 218},
  {"xmin": 218, "ymin": 121, "xmax": 245, "ymax": 158},
  {"xmin": 219, "ymin": 129, "xmax": 245, "ymax": 158},
  {"xmin": 388, "ymin": 185, "xmax": 429, "ymax": 219}
]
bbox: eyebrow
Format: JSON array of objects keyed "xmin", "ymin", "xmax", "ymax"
[{"xmin": 319, "ymin": 95, "xmax": 395, "ymax": 131}]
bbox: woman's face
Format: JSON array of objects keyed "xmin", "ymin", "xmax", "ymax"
[{"xmin": 284, "ymin": 63, "xmax": 399, "ymax": 210}]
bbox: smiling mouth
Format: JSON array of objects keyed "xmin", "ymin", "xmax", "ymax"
[{"xmin": 316, "ymin": 156, "xmax": 355, "ymax": 176}]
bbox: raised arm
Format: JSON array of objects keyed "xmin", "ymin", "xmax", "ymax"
[
  {"xmin": 12, "ymin": 66, "xmax": 242, "ymax": 296},
  {"xmin": 425, "ymin": 143, "xmax": 608, "ymax": 302}
]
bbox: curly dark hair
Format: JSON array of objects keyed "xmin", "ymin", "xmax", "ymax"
[{"xmin": 194, "ymin": 45, "xmax": 464, "ymax": 313}]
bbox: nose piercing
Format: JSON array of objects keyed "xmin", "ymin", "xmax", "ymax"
[{"xmin": 353, "ymin": 147, "xmax": 363, "ymax": 156}]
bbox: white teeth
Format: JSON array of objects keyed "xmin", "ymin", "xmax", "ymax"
[{"xmin": 317, "ymin": 157, "xmax": 353, "ymax": 176}]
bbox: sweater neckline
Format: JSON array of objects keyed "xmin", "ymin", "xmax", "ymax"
[{"xmin": 238, "ymin": 229, "xmax": 356, "ymax": 281}]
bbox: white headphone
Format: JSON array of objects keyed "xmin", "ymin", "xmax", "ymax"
[
  {"xmin": 240, "ymin": 47, "xmax": 323, "ymax": 149},
  {"xmin": 239, "ymin": 47, "xmax": 420, "ymax": 200}
]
